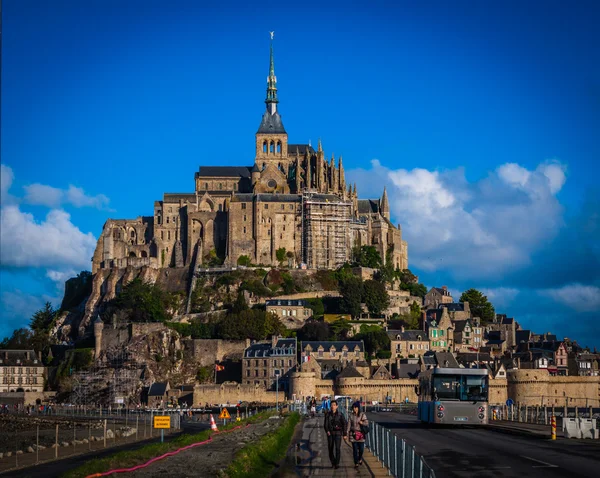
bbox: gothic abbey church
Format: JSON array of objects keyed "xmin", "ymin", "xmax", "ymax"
[{"xmin": 91, "ymin": 41, "xmax": 408, "ymax": 275}]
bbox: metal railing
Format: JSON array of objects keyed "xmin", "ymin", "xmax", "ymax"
[
  {"xmin": 366, "ymin": 421, "xmax": 436, "ymax": 478},
  {"xmin": 337, "ymin": 402, "xmax": 435, "ymax": 478}
]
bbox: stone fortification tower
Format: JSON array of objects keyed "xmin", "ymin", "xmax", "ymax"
[{"xmin": 93, "ymin": 316, "xmax": 104, "ymax": 360}]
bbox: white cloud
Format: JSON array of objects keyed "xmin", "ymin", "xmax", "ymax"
[
  {"xmin": 23, "ymin": 182, "xmax": 111, "ymax": 210},
  {"xmin": 66, "ymin": 185, "xmax": 110, "ymax": 209},
  {"xmin": 539, "ymin": 284, "xmax": 600, "ymax": 312},
  {"xmin": 347, "ymin": 158, "xmax": 567, "ymax": 280},
  {"xmin": 23, "ymin": 183, "xmax": 64, "ymax": 208},
  {"xmin": 1, "ymin": 164, "xmax": 17, "ymax": 205},
  {"xmin": 1, "ymin": 206, "xmax": 97, "ymax": 269}
]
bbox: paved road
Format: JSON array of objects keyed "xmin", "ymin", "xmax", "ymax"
[{"xmin": 367, "ymin": 412, "xmax": 600, "ymax": 478}]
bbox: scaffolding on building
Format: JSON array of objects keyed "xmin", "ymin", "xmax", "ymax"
[
  {"xmin": 302, "ymin": 190, "xmax": 352, "ymax": 269},
  {"xmin": 106, "ymin": 348, "xmax": 141, "ymax": 406}
]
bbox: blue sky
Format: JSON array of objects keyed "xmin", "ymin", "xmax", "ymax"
[{"xmin": 1, "ymin": 0, "xmax": 599, "ymax": 348}]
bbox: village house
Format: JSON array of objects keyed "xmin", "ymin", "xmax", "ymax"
[
  {"xmin": 242, "ymin": 336, "xmax": 297, "ymax": 391},
  {"xmin": 568, "ymin": 352, "xmax": 599, "ymax": 377},
  {"xmin": 425, "ymin": 308, "xmax": 453, "ymax": 352},
  {"xmin": 452, "ymin": 318, "xmax": 483, "ymax": 351},
  {"xmin": 147, "ymin": 382, "xmax": 171, "ymax": 408},
  {"xmin": 387, "ymin": 327, "xmax": 430, "ymax": 358},
  {"xmin": 0, "ymin": 350, "xmax": 45, "ymax": 393},
  {"xmin": 424, "ymin": 286, "xmax": 453, "ymax": 309},
  {"xmin": 265, "ymin": 299, "xmax": 312, "ymax": 329}
]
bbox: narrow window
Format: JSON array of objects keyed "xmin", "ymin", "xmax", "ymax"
[
  {"xmin": 243, "ymin": 215, "xmax": 247, "ymax": 221},
  {"xmin": 219, "ymin": 183, "xmax": 222, "ymax": 190},
  {"xmin": 168, "ymin": 231, "xmax": 171, "ymax": 240},
  {"xmin": 205, "ymin": 182, "xmax": 208, "ymax": 189},
  {"xmin": 270, "ymin": 142, "xmax": 274, "ymax": 153},
  {"xmin": 241, "ymin": 203, "xmax": 247, "ymax": 210},
  {"xmin": 263, "ymin": 141, "xmax": 267, "ymax": 153},
  {"xmin": 264, "ymin": 204, "xmax": 268, "ymax": 209},
  {"xmin": 243, "ymin": 226, "xmax": 246, "ymax": 233},
  {"xmin": 166, "ymin": 217, "xmax": 169, "ymax": 224},
  {"xmin": 161, "ymin": 231, "xmax": 164, "ymax": 240}
]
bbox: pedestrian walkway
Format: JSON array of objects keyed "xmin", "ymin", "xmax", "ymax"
[{"xmin": 293, "ymin": 415, "xmax": 389, "ymax": 477}]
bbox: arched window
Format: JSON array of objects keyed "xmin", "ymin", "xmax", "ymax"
[
  {"xmin": 218, "ymin": 183, "xmax": 223, "ymax": 190},
  {"xmin": 277, "ymin": 141, "xmax": 282, "ymax": 153},
  {"xmin": 270, "ymin": 141, "xmax": 274, "ymax": 153},
  {"xmin": 129, "ymin": 251, "xmax": 136, "ymax": 258},
  {"xmin": 141, "ymin": 250, "xmax": 148, "ymax": 258},
  {"xmin": 263, "ymin": 141, "xmax": 267, "ymax": 153},
  {"xmin": 130, "ymin": 230, "xmax": 135, "ymax": 238}
]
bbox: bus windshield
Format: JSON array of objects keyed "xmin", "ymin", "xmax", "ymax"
[{"xmin": 432, "ymin": 374, "xmax": 488, "ymax": 401}]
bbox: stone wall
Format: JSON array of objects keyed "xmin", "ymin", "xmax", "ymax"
[
  {"xmin": 507, "ymin": 369, "xmax": 600, "ymax": 406},
  {"xmin": 337, "ymin": 377, "xmax": 419, "ymax": 403},
  {"xmin": 190, "ymin": 339, "xmax": 250, "ymax": 367},
  {"xmin": 276, "ymin": 290, "xmax": 341, "ymax": 300},
  {"xmin": 0, "ymin": 391, "xmax": 56, "ymax": 406},
  {"xmin": 193, "ymin": 383, "xmax": 278, "ymax": 405},
  {"xmin": 489, "ymin": 377, "xmax": 508, "ymax": 405}
]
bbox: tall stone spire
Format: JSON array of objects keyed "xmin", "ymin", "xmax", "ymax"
[
  {"xmin": 381, "ymin": 186, "xmax": 390, "ymax": 220},
  {"xmin": 265, "ymin": 33, "xmax": 278, "ymax": 114}
]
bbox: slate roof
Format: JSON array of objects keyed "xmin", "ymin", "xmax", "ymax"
[
  {"xmin": 266, "ymin": 299, "xmax": 307, "ymax": 307},
  {"xmin": 432, "ymin": 287, "xmax": 452, "ymax": 295},
  {"xmin": 387, "ymin": 330, "xmax": 427, "ymax": 341},
  {"xmin": 435, "ymin": 352, "xmax": 460, "ymax": 368},
  {"xmin": 244, "ymin": 338, "xmax": 296, "ymax": 358},
  {"xmin": 336, "ymin": 365, "xmax": 364, "ymax": 379},
  {"xmin": 515, "ymin": 330, "xmax": 531, "ymax": 344},
  {"xmin": 301, "ymin": 341, "xmax": 364, "ymax": 352},
  {"xmin": 396, "ymin": 364, "xmax": 420, "ymax": 379},
  {"xmin": 288, "ymin": 144, "xmax": 316, "ymax": 156},
  {"xmin": 257, "ymin": 111, "xmax": 286, "ymax": 134},
  {"xmin": 456, "ymin": 352, "xmax": 492, "ymax": 364},
  {"xmin": 440, "ymin": 303, "xmax": 466, "ymax": 312},
  {"xmin": 501, "ymin": 317, "xmax": 515, "ymax": 325},
  {"xmin": 452, "ymin": 320, "xmax": 471, "ymax": 333},
  {"xmin": 163, "ymin": 193, "xmax": 197, "ymax": 202},
  {"xmin": 197, "ymin": 166, "xmax": 253, "ymax": 178},
  {"xmin": 357, "ymin": 199, "xmax": 379, "ymax": 214},
  {"xmin": 148, "ymin": 382, "xmax": 169, "ymax": 397},
  {"xmin": 0, "ymin": 349, "xmax": 40, "ymax": 365}
]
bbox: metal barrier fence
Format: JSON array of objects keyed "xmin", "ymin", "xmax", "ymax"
[
  {"xmin": 488, "ymin": 405, "xmax": 600, "ymax": 425},
  {"xmin": 366, "ymin": 421, "xmax": 436, "ymax": 478},
  {"xmin": 337, "ymin": 402, "xmax": 436, "ymax": 478}
]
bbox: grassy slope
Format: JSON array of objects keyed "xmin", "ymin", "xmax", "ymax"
[{"xmin": 225, "ymin": 412, "xmax": 301, "ymax": 478}]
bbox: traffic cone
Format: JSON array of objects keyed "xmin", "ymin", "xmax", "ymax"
[{"xmin": 210, "ymin": 414, "xmax": 219, "ymax": 432}]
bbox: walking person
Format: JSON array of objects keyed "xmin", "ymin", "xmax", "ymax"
[
  {"xmin": 346, "ymin": 401, "xmax": 369, "ymax": 468},
  {"xmin": 324, "ymin": 400, "xmax": 347, "ymax": 469},
  {"xmin": 310, "ymin": 398, "xmax": 317, "ymax": 418}
]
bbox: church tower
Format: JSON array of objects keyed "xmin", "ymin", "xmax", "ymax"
[{"xmin": 255, "ymin": 34, "xmax": 288, "ymax": 166}]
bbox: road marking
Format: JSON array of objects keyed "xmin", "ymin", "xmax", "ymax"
[{"xmin": 520, "ymin": 455, "xmax": 558, "ymax": 468}]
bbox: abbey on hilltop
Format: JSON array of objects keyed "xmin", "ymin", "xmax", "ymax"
[{"xmin": 92, "ymin": 38, "xmax": 408, "ymax": 274}]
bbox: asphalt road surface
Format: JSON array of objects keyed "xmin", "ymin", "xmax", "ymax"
[{"xmin": 368, "ymin": 411, "xmax": 600, "ymax": 478}]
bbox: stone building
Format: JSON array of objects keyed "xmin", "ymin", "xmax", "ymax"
[
  {"xmin": 424, "ymin": 286, "xmax": 453, "ymax": 309},
  {"xmin": 242, "ymin": 336, "xmax": 297, "ymax": 391},
  {"xmin": 265, "ymin": 299, "xmax": 312, "ymax": 329},
  {"xmin": 90, "ymin": 38, "xmax": 407, "ymax": 278},
  {"xmin": 452, "ymin": 317, "xmax": 483, "ymax": 351},
  {"xmin": 387, "ymin": 327, "xmax": 430, "ymax": 358},
  {"xmin": 425, "ymin": 308, "xmax": 453, "ymax": 351},
  {"xmin": 0, "ymin": 350, "xmax": 45, "ymax": 393}
]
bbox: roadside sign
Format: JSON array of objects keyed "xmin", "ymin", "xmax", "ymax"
[
  {"xmin": 219, "ymin": 408, "xmax": 231, "ymax": 419},
  {"xmin": 506, "ymin": 399, "xmax": 514, "ymax": 407},
  {"xmin": 153, "ymin": 416, "xmax": 171, "ymax": 429}
]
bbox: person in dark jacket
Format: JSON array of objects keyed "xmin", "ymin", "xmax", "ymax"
[{"xmin": 323, "ymin": 400, "xmax": 347, "ymax": 468}]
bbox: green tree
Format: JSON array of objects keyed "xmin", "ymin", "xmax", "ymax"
[
  {"xmin": 113, "ymin": 278, "xmax": 171, "ymax": 322},
  {"xmin": 196, "ymin": 366, "xmax": 213, "ymax": 383},
  {"xmin": 297, "ymin": 320, "xmax": 332, "ymax": 341},
  {"xmin": 459, "ymin": 289, "xmax": 495, "ymax": 324},
  {"xmin": 339, "ymin": 276, "xmax": 363, "ymax": 318},
  {"xmin": 237, "ymin": 255, "xmax": 252, "ymax": 266},
  {"xmin": 231, "ymin": 291, "xmax": 249, "ymax": 314},
  {"xmin": 363, "ymin": 280, "xmax": 390, "ymax": 316},
  {"xmin": 276, "ymin": 247, "xmax": 287, "ymax": 264},
  {"xmin": 352, "ymin": 245, "xmax": 382, "ymax": 269},
  {"xmin": 305, "ymin": 298, "xmax": 324, "ymax": 318},
  {"xmin": 0, "ymin": 328, "xmax": 34, "ymax": 349},
  {"xmin": 355, "ymin": 327, "xmax": 390, "ymax": 358},
  {"xmin": 217, "ymin": 310, "xmax": 284, "ymax": 340},
  {"xmin": 330, "ymin": 319, "xmax": 352, "ymax": 340},
  {"xmin": 30, "ymin": 302, "xmax": 56, "ymax": 333},
  {"xmin": 398, "ymin": 269, "xmax": 418, "ymax": 284}
]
